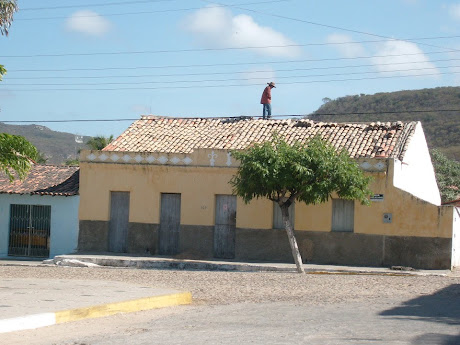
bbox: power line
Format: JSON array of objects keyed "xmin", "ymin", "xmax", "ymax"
[
  {"xmin": 16, "ymin": 0, "xmax": 290, "ymax": 20},
  {"xmin": 6, "ymin": 50, "xmax": 455, "ymax": 72},
  {"xmin": 2, "ymin": 108, "xmax": 460, "ymax": 124},
  {"xmin": 201, "ymin": 0, "xmax": 456, "ymax": 53},
  {"xmin": 2, "ymin": 70, "xmax": 458, "ymax": 91},
  {"xmin": 5, "ymin": 58, "xmax": 460, "ymax": 80},
  {"xmin": 3, "ymin": 36, "xmax": 460, "ymax": 59},
  {"xmin": 4, "ymin": 65, "xmax": 455, "ymax": 86},
  {"xmin": 20, "ymin": 0, "xmax": 178, "ymax": 11}
]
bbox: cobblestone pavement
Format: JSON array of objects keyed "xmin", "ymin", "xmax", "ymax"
[{"xmin": 0, "ymin": 265, "xmax": 459, "ymax": 345}]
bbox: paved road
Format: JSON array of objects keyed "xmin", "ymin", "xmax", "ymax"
[{"xmin": 2, "ymin": 297, "xmax": 459, "ymax": 345}]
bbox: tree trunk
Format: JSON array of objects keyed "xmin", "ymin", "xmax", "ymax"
[{"xmin": 280, "ymin": 205, "xmax": 305, "ymax": 274}]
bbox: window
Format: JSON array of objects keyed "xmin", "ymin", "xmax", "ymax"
[
  {"xmin": 273, "ymin": 202, "xmax": 295, "ymax": 230},
  {"xmin": 331, "ymin": 199, "xmax": 354, "ymax": 232}
]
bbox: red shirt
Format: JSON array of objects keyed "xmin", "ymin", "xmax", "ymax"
[{"xmin": 260, "ymin": 86, "xmax": 272, "ymax": 104}]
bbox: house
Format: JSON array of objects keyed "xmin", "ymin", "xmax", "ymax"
[
  {"xmin": 78, "ymin": 116, "xmax": 460, "ymax": 269},
  {"xmin": 0, "ymin": 165, "xmax": 79, "ymax": 259}
]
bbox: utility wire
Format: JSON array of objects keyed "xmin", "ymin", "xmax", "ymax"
[
  {"xmin": 6, "ymin": 50, "xmax": 455, "ymax": 72},
  {"xmin": 5, "ymin": 58, "xmax": 459, "ymax": 80},
  {"xmin": 16, "ymin": 0, "xmax": 290, "ymax": 20},
  {"xmin": 20, "ymin": 0, "xmax": 179, "ymax": 11},
  {"xmin": 3, "ymin": 70, "xmax": 459, "ymax": 91},
  {"xmin": 3, "ymin": 65, "xmax": 454, "ymax": 86},
  {"xmin": 3, "ymin": 36, "xmax": 460, "ymax": 58},
  {"xmin": 2, "ymin": 108, "xmax": 460, "ymax": 124},
  {"xmin": 200, "ymin": 0, "xmax": 456, "ymax": 53}
]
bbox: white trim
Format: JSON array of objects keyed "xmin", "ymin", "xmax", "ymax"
[{"xmin": 0, "ymin": 313, "xmax": 56, "ymax": 333}]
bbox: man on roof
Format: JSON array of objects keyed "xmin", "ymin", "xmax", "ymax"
[{"xmin": 260, "ymin": 82, "xmax": 275, "ymax": 120}]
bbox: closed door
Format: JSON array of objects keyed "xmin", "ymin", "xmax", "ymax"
[
  {"xmin": 109, "ymin": 192, "xmax": 130, "ymax": 252},
  {"xmin": 214, "ymin": 195, "xmax": 236, "ymax": 259},
  {"xmin": 159, "ymin": 193, "xmax": 181, "ymax": 255},
  {"xmin": 331, "ymin": 199, "xmax": 354, "ymax": 232},
  {"xmin": 8, "ymin": 204, "xmax": 51, "ymax": 258}
]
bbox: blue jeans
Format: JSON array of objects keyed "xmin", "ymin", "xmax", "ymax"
[{"xmin": 262, "ymin": 103, "xmax": 271, "ymax": 119}]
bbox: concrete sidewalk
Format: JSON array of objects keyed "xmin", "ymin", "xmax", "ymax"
[
  {"xmin": 0, "ymin": 277, "xmax": 191, "ymax": 334},
  {"xmin": 44, "ymin": 254, "xmax": 451, "ymax": 276}
]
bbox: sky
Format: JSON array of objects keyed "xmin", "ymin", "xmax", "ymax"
[{"xmin": 0, "ymin": 0, "xmax": 460, "ymax": 138}]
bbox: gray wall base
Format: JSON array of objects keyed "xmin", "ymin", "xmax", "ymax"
[
  {"xmin": 77, "ymin": 222, "xmax": 452, "ymax": 269},
  {"xmin": 78, "ymin": 220, "xmax": 109, "ymax": 252}
]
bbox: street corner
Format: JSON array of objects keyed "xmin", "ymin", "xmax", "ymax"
[{"xmin": 0, "ymin": 291, "xmax": 192, "ymax": 334}]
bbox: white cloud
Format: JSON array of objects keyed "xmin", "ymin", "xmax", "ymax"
[
  {"xmin": 449, "ymin": 4, "xmax": 460, "ymax": 20},
  {"xmin": 371, "ymin": 40, "xmax": 439, "ymax": 77},
  {"xmin": 326, "ymin": 33, "xmax": 366, "ymax": 58},
  {"xmin": 241, "ymin": 66, "xmax": 276, "ymax": 85},
  {"xmin": 66, "ymin": 10, "xmax": 112, "ymax": 37},
  {"xmin": 183, "ymin": 6, "xmax": 301, "ymax": 58}
]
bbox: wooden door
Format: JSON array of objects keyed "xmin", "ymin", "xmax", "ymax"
[
  {"xmin": 214, "ymin": 195, "xmax": 236, "ymax": 259},
  {"xmin": 108, "ymin": 192, "xmax": 130, "ymax": 252},
  {"xmin": 331, "ymin": 199, "xmax": 354, "ymax": 232},
  {"xmin": 159, "ymin": 193, "xmax": 181, "ymax": 255}
]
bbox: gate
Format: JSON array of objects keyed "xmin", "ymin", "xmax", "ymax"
[
  {"xmin": 8, "ymin": 204, "xmax": 51, "ymax": 257},
  {"xmin": 108, "ymin": 192, "xmax": 130, "ymax": 253},
  {"xmin": 159, "ymin": 193, "xmax": 181, "ymax": 255},
  {"xmin": 214, "ymin": 195, "xmax": 236, "ymax": 259}
]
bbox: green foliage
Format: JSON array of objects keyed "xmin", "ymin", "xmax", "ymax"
[
  {"xmin": 64, "ymin": 158, "xmax": 79, "ymax": 166},
  {"xmin": 311, "ymin": 87, "xmax": 460, "ymax": 161},
  {"xmin": 230, "ymin": 136, "xmax": 372, "ymax": 207},
  {"xmin": 86, "ymin": 135, "xmax": 114, "ymax": 150},
  {"xmin": 35, "ymin": 151, "xmax": 48, "ymax": 164},
  {"xmin": 0, "ymin": 0, "xmax": 17, "ymax": 36},
  {"xmin": 431, "ymin": 149, "xmax": 460, "ymax": 203},
  {"xmin": 0, "ymin": 133, "xmax": 38, "ymax": 181},
  {"xmin": 0, "ymin": 64, "xmax": 5, "ymax": 81}
]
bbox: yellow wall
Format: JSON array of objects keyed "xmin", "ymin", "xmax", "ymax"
[{"xmin": 79, "ymin": 158, "xmax": 453, "ymax": 239}]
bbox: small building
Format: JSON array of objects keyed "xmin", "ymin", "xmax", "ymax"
[
  {"xmin": 0, "ymin": 165, "xmax": 79, "ymax": 259},
  {"xmin": 78, "ymin": 117, "xmax": 460, "ymax": 269}
]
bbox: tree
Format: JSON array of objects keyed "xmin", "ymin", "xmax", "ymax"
[
  {"xmin": 0, "ymin": 133, "xmax": 38, "ymax": 181},
  {"xmin": 64, "ymin": 158, "xmax": 79, "ymax": 166},
  {"xmin": 230, "ymin": 136, "xmax": 372, "ymax": 273},
  {"xmin": 86, "ymin": 135, "xmax": 114, "ymax": 150},
  {"xmin": 36, "ymin": 151, "xmax": 48, "ymax": 164},
  {"xmin": 0, "ymin": 0, "xmax": 17, "ymax": 36},
  {"xmin": 0, "ymin": 1, "xmax": 38, "ymax": 181},
  {"xmin": 431, "ymin": 149, "xmax": 460, "ymax": 203}
]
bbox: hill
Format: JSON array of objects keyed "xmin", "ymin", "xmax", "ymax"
[
  {"xmin": 309, "ymin": 87, "xmax": 460, "ymax": 161},
  {"xmin": 0, "ymin": 123, "xmax": 91, "ymax": 165}
]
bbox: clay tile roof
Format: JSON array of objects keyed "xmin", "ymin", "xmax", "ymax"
[
  {"xmin": 0, "ymin": 165, "xmax": 79, "ymax": 196},
  {"xmin": 103, "ymin": 116, "xmax": 418, "ymax": 160}
]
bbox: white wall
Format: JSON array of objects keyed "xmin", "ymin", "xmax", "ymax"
[
  {"xmin": 393, "ymin": 122, "xmax": 441, "ymax": 206},
  {"xmin": 452, "ymin": 207, "xmax": 460, "ymax": 269},
  {"xmin": 0, "ymin": 194, "xmax": 79, "ymax": 258}
]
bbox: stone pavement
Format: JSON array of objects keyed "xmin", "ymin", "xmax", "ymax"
[{"xmin": 0, "ymin": 254, "xmax": 456, "ymax": 334}]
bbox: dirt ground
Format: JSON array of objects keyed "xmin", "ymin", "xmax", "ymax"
[
  {"xmin": 0, "ymin": 265, "xmax": 459, "ymax": 305},
  {"xmin": 1, "ymin": 265, "xmax": 459, "ymax": 345}
]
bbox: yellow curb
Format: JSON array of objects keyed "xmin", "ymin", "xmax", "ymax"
[{"xmin": 55, "ymin": 292, "xmax": 192, "ymax": 324}]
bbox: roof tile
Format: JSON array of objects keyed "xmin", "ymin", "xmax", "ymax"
[
  {"xmin": 103, "ymin": 116, "xmax": 418, "ymax": 160},
  {"xmin": 0, "ymin": 165, "xmax": 79, "ymax": 196}
]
